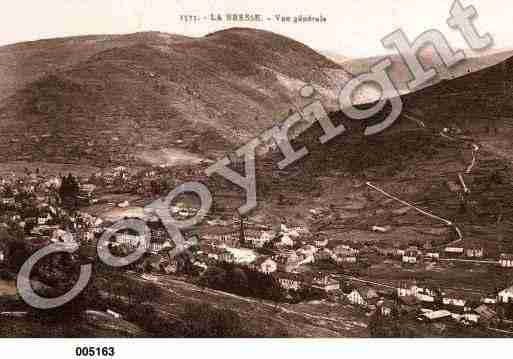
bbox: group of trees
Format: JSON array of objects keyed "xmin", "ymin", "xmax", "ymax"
[
  {"xmin": 197, "ymin": 263, "xmax": 324, "ymax": 303},
  {"xmin": 198, "ymin": 263, "xmax": 283, "ymax": 301},
  {"xmin": 1, "ymin": 230, "xmax": 31, "ymax": 272}
]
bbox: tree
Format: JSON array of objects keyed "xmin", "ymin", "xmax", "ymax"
[
  {"xmin": 230, "ymin": 267, "xmax": 249, "ymax": 294},
  {"xmin": 59, "ymin": 173, "xmax": 80, "ymax": 208},
  {"xmin": 199, "ymin": 266, "xmax": 227, "ymax": 290},
  {"xmin": 5, "ymin": 239, "xmax": 31, "ymax": 272}
]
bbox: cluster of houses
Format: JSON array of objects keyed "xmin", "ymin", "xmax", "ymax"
[
  {"xmin": 374, "ymin": 239, "xmax": 513, "ymax": 268},
  {"xmin": 185, "ymin": 220, "xmax": 366, "ymax": 291},
  {"xmin": 344, "ymin": 279, "xmax": 513, "ymax": 327},
  {"xmin": 0, "ymin": 170, "xmax": 97, "ymax": 243},
  {"xmin": 4, "ymin": 168, "xmax": 513, "ymax": 333},
  {"xmin": 88, "ymin": 165, "xmax": 209, "ymax": 197}
]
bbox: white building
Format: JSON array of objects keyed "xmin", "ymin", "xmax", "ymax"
[
  {"xmin": 499, "ymin": 254, "xmax": 513, "ymax": 268},
  {"xmin": 444, "ymin": 246, "xmax": 464, "ymax": 255},
  {"xmin": 498, "ymin": 285, "xmax": 513, "ymax": 303},
  {"xmin": 274, "ymin": 272, "xmax": 303, "ymax": 291},
  {"xmin": 347, "ymin": 289, "xmax": 367, "ymax": 306},
  {"xmin": 442, "ymin": 296, "xmax": 466, "ymax": 308},
  {"xmin": 251, "ymin": 257, "xmax": 278, "ymax": 274},
  {"xmin": 425, "ymin": 252, "xmax": 440, "ymax": 261},
  {"xmin": 397, "ymin": 281, "xmax": 419, "ymax": 297}
]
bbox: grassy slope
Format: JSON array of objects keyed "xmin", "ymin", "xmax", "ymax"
[{"xmin": 0, "ymin": 29, "xmax": 345, "ymax": 166}]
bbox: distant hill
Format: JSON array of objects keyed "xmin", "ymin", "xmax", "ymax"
[
  {"xmin": 339, "ymin": 49, "xmax": 513, "ymax": 97},
  {"xmin": 0, "ymin": 29, "xmax": 349, "ymax": 166},
  {"xmin": 254, "ymin": 52, "xmax": 513, "ymax": 256},
  {"xmin": 321, "ymin": 50, "xmax": 350, "ymax": 64},
  {"xmin": 403, "ymin": 52, "xmax": 513, "ymax": 126}
]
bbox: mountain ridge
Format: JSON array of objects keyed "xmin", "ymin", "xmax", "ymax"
[{"xmin": 0, "ymin": 28, "xmax": 348, "ymax": 166}]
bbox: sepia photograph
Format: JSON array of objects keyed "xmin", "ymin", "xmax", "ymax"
[{"xmin": 0, "ymin": 0, "xmax": 512, "ymax": 355}]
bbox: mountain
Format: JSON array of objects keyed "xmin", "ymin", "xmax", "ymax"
[
  {"xmin": 321, "ymin": 50, "xmax": 350, "ymax": 64},
  {"xmin": 403, "ymin": 51, "xmax": 513, "ymax": 125},
  {"xmin": 0, "ymin": 29, "xmax": 349, "ymax": 166},
  {"xmin": 251, "ymin": 52, "xmax": 513, "ymax": 263},
  {"xmin": 340, "ymin": 49, "xmax": 513, "ymax": 97}
]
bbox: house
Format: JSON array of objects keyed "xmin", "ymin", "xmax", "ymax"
[
  {"xmin": 251, "ymin": 257, "xmax": 278, "ymax": 274},
  {"xmin": 332, "ymin": 245, "xmax": 359, "ymax": 264},
  {"xmin": 332, "ymin": 244, "xmax": 359, "ymax": 256},
  {"xmin": 0, "ymin": 197, "xmax": 15, "ymax": 207},
  {"xmin": 347, "ymin": 286, "xmax": 379, "ymax": 307},
  {"xmin": 498, "ymin": 285, "xmax": 513, "ymax": 303},
  {"xmin": 372, "ymin": 225, "xmax": 391, "ymax": 233},
  {"xmin": 277, "ymin": 233, "xmax": 294, "ymax": 247},
  {"xmin": 310, "ymin": 274, "xmax": 340, "ymax": 293},
  {"xmin": 51, "ymin": 229, "xmax": 75, "ymax": 244},
  {"xmin": 480, "ymin": 295, "xmax": 497, "ymax": 304},
  {"xmin": 115, "ymin": 231, "xmax": 145, "ymax": 249},
  {"xmin": 148, "ymin": 237, "xmax": 172, "ymax": 253},
  {"xmin": 37, "ymin": 213, "xmax": 53, "ymax": 225},
  {"xmin": 375, "ymin": 245, "xmax": 394, "ymax": 257},
  {"xmin": 314, "ymin": 248, "xmax": 333, "ymax": 262},
  {"xmin": 205, "ymin": 246, "xmax": 225, "ymax": 261},
  {"xmin": 461, "ymin": 309, "xmax": 480, "ymax": 324},
  {"xmin": 392, "ymin": 245, "xmax": 406, "ymax": 257},
  {"xmin": 420, "ymin": 310, "xmax": 452, "ymax": 322},
  {"xmin": 444, "ymin": 246, "xmax": 464, "ymax": 256},
  {"xmin": 442, "ymin": 294, "xmax": 467, "ymax": 308},
  {"xmin": 402, "ymin": 248, "xmax": 419, "ymax": 264},
  {"xmin": 499, "ymin": 254, "xmax": 513, "ymax": 268},
  {"xmin": 314, "ymin": 237, "xmax": 328, "ymax": 247},
  {"xmin": 334, "ymin": 254, "xmax": 357, "ymax": 264},
  {"xmin": 347, "ymin": 288, "xmax": 367, "ymax": 306},
  {"xmin": 78, "ymin": 184, "xmax": 96, "ymax": 203},
  {"xmin": 397, "ymin": 280, "xmax": 419, "ymax": 297},
  {"xmin": 31, "ymin": 224, "xmax": 60, "ymax": 237},
  {"xmin": 377, "ymin": 299, "xmax": 396, "ymax": 316},
  {"xmin": 274, "ymin": 272, "xmax": 303, "ymax": 291},
  {"xmin": 74, "ymin": 228, "xmax": 95, "ymax": 243},
  {"xmin": 107, "ymin": 309, "xmax": 122, "ymax": 319},
  {"xmin": 220, "ymin": 247, "xmax": 257, "ymax": 265},
  {"xmin": 202, "ymin": 228, "xmax": 239, "ymax": 247},
  {"xmin": 425, "ymin": 252, "xmax": 440, "ymax": 261},
  {"xmin": 416, "ymin": 288, "xmax": 436, "ymax": 305},
  {"xmin": 219, "ymin": 250, "xmax": 236, "ymax": 264},
  {"xmin": 464, "ymin": 241, "xmax": 484, "ymax": 258},
  {"xmin": 442, "ymin": 291, "xmax": 469, "ymax": 314},
  {"xmin": 274, "ymin": 250, "xmax": 301, "ymax": 272},
  {"xmin": 399, "ymin": 282, "xmax": 436, "ymax": 308},
  {"xmin": 245, "ymin": 231, "xmax": 273, "ymax": 248}
]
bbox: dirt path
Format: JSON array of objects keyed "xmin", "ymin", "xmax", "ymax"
[
  {"xmin": 366, "ymin": 181, "xmax": 463, "ymax": 240},
  {"xmin": 439, "ymin": 258, "xmax": 499, "ymax": 264}
]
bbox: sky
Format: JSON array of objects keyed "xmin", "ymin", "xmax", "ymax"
[{"xmin": 0, "ymin": 0, "xmax": 510, "ymax": 58}]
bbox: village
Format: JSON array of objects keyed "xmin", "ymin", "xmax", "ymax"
[{"xmin": 1, "ymin": 163, "xmax": 513, "ymax": 337}]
